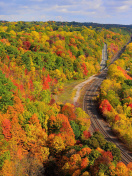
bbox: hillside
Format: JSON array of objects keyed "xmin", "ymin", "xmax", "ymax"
[
  {"xmin": 0, "ymin": 21, "xmax": 132, "ymax": 176},
  {"xmin": 99, "ymin": 42, "xmax": 132, "ymax": 152}
]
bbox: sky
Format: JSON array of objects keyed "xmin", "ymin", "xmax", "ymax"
[{"xmin": 0, "ymin": 0, "xmax": 132, "ymax": 25}]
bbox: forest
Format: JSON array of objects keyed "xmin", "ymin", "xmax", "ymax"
[
  {"xmin": 99, "ymin": 42, "xmax": 132, "ymax": 151},
  {"xmin": 0, "ymin": 21, "xmax": 132, "ymax": 176}
]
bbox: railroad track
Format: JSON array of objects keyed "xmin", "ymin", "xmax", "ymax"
[{"xmin": 83, "ymin": 69, "xmax": 132, "ymax": 165}]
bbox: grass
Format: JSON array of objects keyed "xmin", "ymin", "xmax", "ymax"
[
  {"xmin": 54, "ymin": 76, "xmax": 91, "ymax": 105},
  {"xmin": 54, "ymin": 74, "xmax": 96, "ymax": 107}
]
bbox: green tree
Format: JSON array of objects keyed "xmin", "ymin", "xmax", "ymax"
[
  {"xmin": 70, "ymin": 120, "xmax": 81, "ymax": 139},
  {"xmin": 0, "ymin": 71, "xmax": 16, "ymax": 112}
]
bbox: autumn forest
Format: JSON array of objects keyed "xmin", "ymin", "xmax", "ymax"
[{"xmin": 0, "ymin": 21, "xmax": 132, "ymax": 176}]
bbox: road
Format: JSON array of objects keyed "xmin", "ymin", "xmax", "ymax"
[{"xmin": 83, "ymin": 40, "xmax": 132, "ymax": 165}]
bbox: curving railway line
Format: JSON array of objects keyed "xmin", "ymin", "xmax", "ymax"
[{"xmin": 83, "ymin": 40, "xmax": 132, "ymax": 165}]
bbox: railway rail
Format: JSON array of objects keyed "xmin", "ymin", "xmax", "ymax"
[{"xmin": 83, "ymin": 40, "xmax": 132, "ymax": 165}]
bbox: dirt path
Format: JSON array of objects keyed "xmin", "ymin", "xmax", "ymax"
[{"xmin": 73, "ymin": 75, "xmax": 96, "ymax": 105}]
